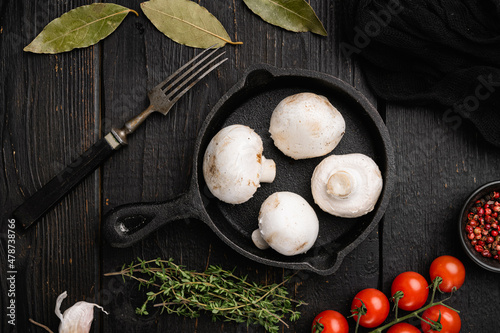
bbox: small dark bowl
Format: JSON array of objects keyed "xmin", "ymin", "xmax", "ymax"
[{"xmin": 459, "ymin": 181, "xmax": 500, "ymax": 273}]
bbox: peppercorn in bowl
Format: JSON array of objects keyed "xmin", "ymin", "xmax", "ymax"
[{"xmin": 459, "ymin": 181, "xmax": 500, "ymax": 273}]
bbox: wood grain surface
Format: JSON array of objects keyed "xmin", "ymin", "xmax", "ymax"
[{"xmin": 1, "ymin": 0, "xmax": 499, "ymax": 332}]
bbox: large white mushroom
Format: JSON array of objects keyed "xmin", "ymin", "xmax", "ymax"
[
  {"xmin": 251, "ymin": 192, "xmax": 319, "ymax": 256},
  {"xmin": 269, "ymin": 92, "xmax": 345, "ymax": 159},
  {"xmin": 203, "ymin": 124, "xmax": 276, "ymax": 204},
  {"xmin": 311, "ymin": 153, "xmax": 383, "ymax": 218}
]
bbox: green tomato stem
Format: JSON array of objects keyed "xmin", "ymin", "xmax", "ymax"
[
  {"xmin": 391, "ymin": 291, "xmax": 404, "ymax": 320},
  {"xmin": 312, "ymin": 317, "xmax": 324, "ymax": 333},
  {"xmin": 355, "ymin": 312, "xmax": 361, "ymax": 333},
  {"xmin": 367, "ymin": 301, "xmax": 438, "ymax": 333},
  {"xmin": 350, "ymin": 298, "xmax": 367, "ymax": 333},
  {"xmin": 430, "ymin": 276, "xmax": 442, "ymax": 303}
]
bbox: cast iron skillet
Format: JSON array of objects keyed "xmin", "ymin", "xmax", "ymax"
[{"xmin": 104, "ymin": 65, "xmax": 395, "ymax": 275}]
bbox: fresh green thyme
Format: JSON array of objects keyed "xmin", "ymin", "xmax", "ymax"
[{"xmin": 105, "ymin": 258, "xmax": 305, "ymax": 333}]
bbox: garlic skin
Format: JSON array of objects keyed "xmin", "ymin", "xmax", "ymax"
[{"xmin": 56, "ymin": 291, "xmax": 108, "ymax": 333}]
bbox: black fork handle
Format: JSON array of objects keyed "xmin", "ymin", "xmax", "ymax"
[{"xmin": 12, "ymin": 133, "xmax": 122, "ymax": 231}]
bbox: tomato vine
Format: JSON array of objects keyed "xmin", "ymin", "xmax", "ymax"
[{"xmin": 366, "ymin": 277, "xmax": 460, "ymax": 333}]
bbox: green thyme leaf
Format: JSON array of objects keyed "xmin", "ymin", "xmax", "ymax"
[
  {"xmin": 242, "ymin": 0, "xmax": 327, "ymax": 36},
  {"xmin": 105, "ymin": 258, "xmax": 305, "ymax": 331},
  {"xmin": 24, "ymin": 3, "xmax": 137, "ymax": 54},
  {"xmin": 141, "ymin": 0, "xmax": 242, "ymax": 48}
]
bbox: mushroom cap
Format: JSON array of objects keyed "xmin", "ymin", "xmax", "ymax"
[
  {"xmin": 269, "ymin": 92, "xmax": 345, "ymax": 160},
  {"xmin": 203, "ymin": 124, "xmax": 275, "ymax": 204},
  {"xmin": 256, "ymin": 192, "xmax": 319, "ymax": 256},
  {"xmin": 311, "ymin": 153, "xmax": 383, "ymax": 218}
]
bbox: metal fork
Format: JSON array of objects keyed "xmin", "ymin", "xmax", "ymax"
[
  {"xmin": 112, "ymin": 48, "xmax": 227, "ymax": 145},
  {"xmin": 13, "ymin": 48, "xmax": 227, "ymax": 231}
]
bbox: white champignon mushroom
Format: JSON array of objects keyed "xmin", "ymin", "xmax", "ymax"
[
  {"xmin": 252, "ymin": 192, "xmax": 319, "ymax": 256},
  {"xmin": 203, "ymin": 124, "xmax": 276, "ymax": 204},
  {"xmin": 311, "ymin": 153, "xmax": 383, "ymax": 218},
  {"xmin": 269, "ymin": 92, "xmax": 345, "ymax": 160}
]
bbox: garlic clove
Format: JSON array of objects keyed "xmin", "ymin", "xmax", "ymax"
[{"xmin": 56, "ymin": 291, "xmax": 108, "ymax": 333}]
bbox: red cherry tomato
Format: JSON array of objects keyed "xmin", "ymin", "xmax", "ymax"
[
  {"xmin": 391, "ymin": 271, "xmax": 429, "ymax": 311},
  {"xmin": 429, "ymin": 256, "xmax": 465, "ymax": 292},
  {"xmin": 387, "ymin": 322, "xmax": 421, "ymax": 333},
  {"xmin": 350, "ymin": 288, "xmax": 390, "ymax": 328},
  {"xmin": 421, "ymin": 304, "xmax": 461, "ymax": 333},
  {"xmin": 311, "ymin": 310, "xmax": 349, "ymax": 333}
]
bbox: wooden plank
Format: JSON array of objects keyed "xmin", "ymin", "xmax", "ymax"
[
  {"xmin": 0, "ymin": 1, "xmax": 100, "ymax": 331},
  {"xmin": 100, "ymin": 0, "xmax": 243, "ymax": 330},
  {"xmin": 383, "ymin": 104, "xmax": 500, "ymax": 331}
]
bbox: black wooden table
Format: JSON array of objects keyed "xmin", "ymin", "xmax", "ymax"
[{"xmin": 1, "ymin": 1, "xmax": 499, "ymax": 332}]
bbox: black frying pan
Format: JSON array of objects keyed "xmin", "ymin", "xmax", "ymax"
[{"xmin": 104, "ymin": 65, "xmax": 395, "ymax": 275}]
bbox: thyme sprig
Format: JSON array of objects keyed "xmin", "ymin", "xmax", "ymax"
[{"xmin": 105, "ymin": 258, "xmax": 305, "ymax": 333}]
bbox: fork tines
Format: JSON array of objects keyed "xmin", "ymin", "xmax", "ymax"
[{"xmin": 161, "ymin": 47, "xmax": 227, "ymax": 103}]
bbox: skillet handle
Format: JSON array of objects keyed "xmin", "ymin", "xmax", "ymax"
[{"xmin": 104, "ymin": 192, "xmax": 197, "ymax": 248}]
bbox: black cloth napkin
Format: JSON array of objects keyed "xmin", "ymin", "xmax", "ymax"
[{"xmin": 340, "ymin": 0, "xmax": 500, "ymax": 147}]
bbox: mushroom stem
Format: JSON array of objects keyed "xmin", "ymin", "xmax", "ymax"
[
  {"xmin": 327, "ymin": 171, "xmax": 355, "ymax": 199},
  {"xmin": 259, "ymin": 157, "xmax": 276, "ymax": 183},
  {"xmin": 251, "ymin": 229, "xmax": 270, "ymax": 250}
]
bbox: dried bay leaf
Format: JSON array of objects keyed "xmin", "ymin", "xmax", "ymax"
[
  {"xmin": 243, "ymin": 0, "xmax": 327, "ymax": 36},
  {"xmin": 141, "ymin": 0, "xmax": 242, "ymax": 48},
  {"xmin": 24, "ymin": 3, "xmax": 138, "ymax": 54}
]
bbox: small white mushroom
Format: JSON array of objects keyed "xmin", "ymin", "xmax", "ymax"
[
  {"xmin": 203, "ymin": 124, "xmax": 276, "ymax": 204},
  {"xmin": 269, "ymin": 92, "xmax": 345, "ymax": 160},
  {"xmin": 252, "ymin": 192, "xmax": 319, "ymax": 256},
  {"xmin": 311, "ymin": 153, "xmax": 383, "ymax": 218}
]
